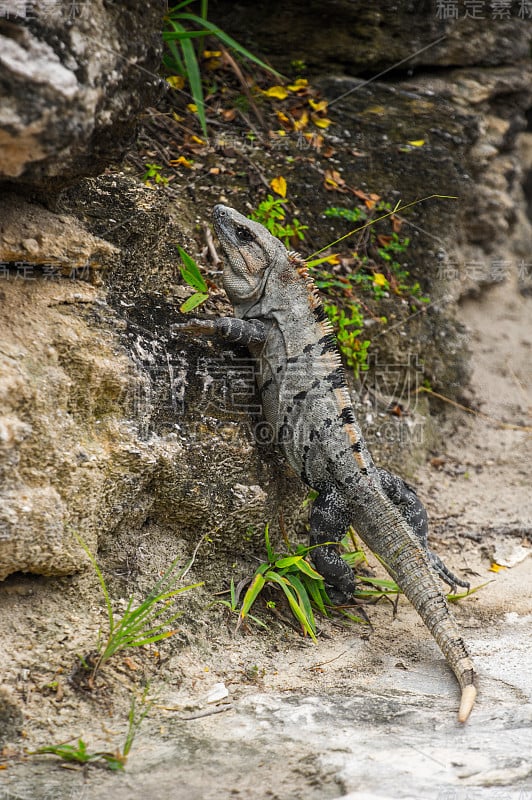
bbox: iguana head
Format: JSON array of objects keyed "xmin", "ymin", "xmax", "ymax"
[{"xmin": 213, "ymin": 204, "xmax": 287, "ymax": 307}]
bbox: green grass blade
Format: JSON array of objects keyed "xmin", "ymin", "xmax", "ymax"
[
  {"xmin": 174, "ymin": 22, "xmax": 208, "ymax": 138},
  {"xmin": 162, "ymin": 29, "xmax": 211, "ymax": 41},
  {"xmin": 240, "ymin": 573, "xmax": 266, "ymax": 618},
  {"xmin": 166, "ymin": 0, "xmax": 199, "ymax": 13},
  {"xmin": 286, "ymin": 573, "xmax": 316, "ymax": 634},
  {"xmin": 264, "ymin": 571, "xmax": 317, "ymax": 641},
  {"xmin": 274, "ymin": 555, "xmax": 303, "ymax": 569},
  {"xmin": 176, "ymin": 13, "xmax": 281, "ymax": 76},
  {"xmin": 125, "ymin": 630, "xmax": 180, "ymax": 647},
  {"xmin": 293, "ymin": 559, "xmax": 324, "ymax": 580},
  {"xmin": 337, "ymin": 608, "xmax": 370, "ymax": 625},
  {"xmin": 354, "ymin": 588, "xmax": 398, "ymax": 598},
  {"xmin": 304, "ymin": 574, "xmax": 329, "ymax": 615},
  {"xmin": 356, "ymin": 575, "xmax": 401, "ymax": 591},
  {"xmin": 73, "ymin": 533, "xmax": 114, "ymax": 633},
  {"xmin": 447, "ymin": 580, "xmax": 492, "ymax": 602},
  {"xmin": 264, "ymin": 522, "xmax": 275, "ymax": 563}
]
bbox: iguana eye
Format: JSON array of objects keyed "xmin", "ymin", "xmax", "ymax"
[{"xmin": 236, "ymin": 226, "xmax": 255, "ymax": 244}]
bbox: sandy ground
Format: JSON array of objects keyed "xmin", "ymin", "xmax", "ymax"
[{"xmin": 0, "ymin": 276, "xmax": 530, "ymax": 799}]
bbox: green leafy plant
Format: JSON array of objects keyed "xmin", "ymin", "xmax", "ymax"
[
  {"xmin": 74, "ymin": 534, "xmax": 202, "ymax": 681},
  {"xmin": 323, "ymin": 302, "xmax": 371, "ymax": 377},
  {"xmin": 238, "ymin": 525, "xmax": 366, "ymax": 639},
  {"xmin": 178, "ymin": 245, "xmax": 210, "ymax": 312},
  {"xmin": 324, "ymin": 205, "xmax": 367, "ymax": 224},
  {"xmin": 31, "ymin": 688, "xmax": 153, "ymax": 772},
  {"xmin": 143, "ymin": 163, "xmax": 169, "ymax": 186},
  {"xmin": 163, "ymin": 1, "xmax": 279, "ymax": 137},
  {"xmin": 32, "ymin": 738, "xmax": 123, "ymax": 771},
  {"xmin": 239, "ymin": 525, "xmax": 330, "ymax": 640},
  {"xmin": 321, "ymin": 202, "xmax": 429, "ymax": 302},
  {"xmin": 249, "ymin": 195, "xmax": 308, "ymax": 247}
]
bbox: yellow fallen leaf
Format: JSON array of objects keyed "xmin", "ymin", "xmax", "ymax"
[
  {"xmin": 187, "ymin": 103, "xmax": 198, "ymax": 113},
  {"xmin": 203, "ymin": 50, "xmax": 222, "ymax": 58},
  {"xmin": 270, "ymin": 175, "xmax": 287, "ymax": 198},
  {"xmin": 276, "ymin": 110, "xmax": 290, "ymax": 124},
  {"xmin": 190, "ymin": 135, "xmax": 205, "ymax": 145},
  {"xmin": 489, "ymin": 562, "xmax": 507, "ymax": 573},
  {"xmin": 364, "ymin": 105, "xmax": 385, "ymax": 114},
  {"xmin": 308, "ymin": 99, "xmax": 328, "ymax": 112},
  {"xmin": 293, "ymin": 110, "xmax": 309, "ymax": 131},
  {"xmin": 172, "ymin": 112, "xmax": 183, "ymax": 122},
  {"xmin": 263, "ymin": 85, "xmax": 289, "ymax": 99},
  {"xmin": 373, "ymin": 273, "xmax": 389, "ymax": 287},
  {"xmin": 166, "ymin": 75, "xmax": 185, "ymax": 90},
  {"xmin": 312, "ymin": 115, "xmax": 332, "ymax": 129},
  {"xmin": 323, "ymin": 169, "xmax": 345, "ymax": 190},
  {"xmin": 169, "ymin": 156, "xmax": 193, "ymax": 169},
  {"xmin": 407, "ymin": 139, "xmax": 425, "ymax": 147},
  {"xmin": 287, "ymin": 78, "xmax": 308, "ymax": 90},
  {"xmin": 324, "ymin": 175, "xmax": 338, "ymax": 190}
]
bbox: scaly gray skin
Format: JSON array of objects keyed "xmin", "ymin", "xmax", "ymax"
[{"xmin": 174, "ymin": 204, "xmax": 477, "ymax": 722}]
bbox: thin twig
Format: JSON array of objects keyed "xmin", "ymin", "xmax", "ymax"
[
  {"xmin": 158, "ymin": 703, "xmax": 233, "ymax": 720},
  {"xmin": 417, "ymin": 387, "xmax": 532, "ymax": 432},
  {"xmin": 220, "ymin": 45, "xmax": 266, "ymax": 130},
  {"xmin": 203, "ymin": 224, "xmax": 221, "ymax": 266}
]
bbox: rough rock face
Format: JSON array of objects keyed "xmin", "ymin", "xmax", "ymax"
[
  {"xmin": 0, "ymin": 2, "xmax": 531, "ymax": 584},
  {"xmin": 0, "ymin": 185, "xmax": 303, "ymax": 581},
  {"xmin": 209, "ymin": 0, "xmax": 531, "ymax": 73},
  {"xmin": 0, "ymin": 0, "xmax": 164, "ymax": 190}
]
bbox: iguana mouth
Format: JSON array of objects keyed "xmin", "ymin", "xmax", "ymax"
[{"xmin": 212, "ymin": 204, "xmax": 236, "ymax": 245}]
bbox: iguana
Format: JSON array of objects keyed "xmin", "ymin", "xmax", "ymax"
[{"xmin": 174, "ymin": 204, "xmax": 477, "ymax": 722}]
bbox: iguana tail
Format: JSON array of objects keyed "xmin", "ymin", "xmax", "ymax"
[{"xmin": 353, "ymin": 486, "xmax": 477, "ymax": 722}]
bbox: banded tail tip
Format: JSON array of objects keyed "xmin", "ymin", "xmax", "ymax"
[{"xmin": 458, "ymin": 684, "xmax": 477, "ymax": 723}]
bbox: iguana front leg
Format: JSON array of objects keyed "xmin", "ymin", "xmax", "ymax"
[
  {"xmin": 377, "ymin": 468, "xmax": 469, "ymax": 592},
  {"xmin": 171, "ymin": 317, "xmax": 267, "ymax": 345}
]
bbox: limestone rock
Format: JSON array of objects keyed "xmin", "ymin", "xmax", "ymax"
[
  {"xmin": 0, "ymin": 192, "xmax": 118, "ymax": 280},
  {"xmin": 0, "ymin": 182, "xmax": 305, "ymax": 581},
  {"xmin": 209, "ymin": 1, "xmax": 531, "ymax": 74},
  {"xmin": 0, "ymin": 0, "xmax": 164, "ymax": 189}
]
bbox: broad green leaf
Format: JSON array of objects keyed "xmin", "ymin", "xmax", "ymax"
[
  {"xmin": 293, "ymin": 559, "xmax": 324, "ymax": 580},
  {"xmin": 177, "ymin": 246, "xmax": 208, "ymax": 292},
  {"xmin": 179, "ymin": 292, "xmax": 209, "ymax": 313},
  {"xmin": 275, "ymin": 555, "xmax": 303, "ymax": 569},
  {"xmin": 240, "ymin": 573, "xmax": 266, "ymax": 617}
]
